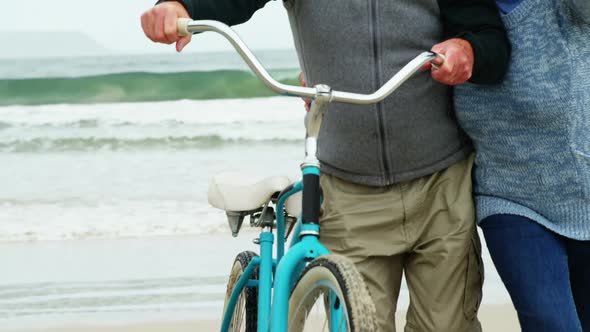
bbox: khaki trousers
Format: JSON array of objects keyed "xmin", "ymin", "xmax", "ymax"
[{"xmin": 319, "ymin": 155, "xmax": 483, "ymax": 332}]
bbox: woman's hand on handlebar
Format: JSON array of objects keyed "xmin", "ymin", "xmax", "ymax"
[
  {"xmin": 141, "ymin": 2, "xmax": 192, "ymax": 52},
  {"xmin": 425, "ymin": 38, "xmax": 475, "ymax": 86}
]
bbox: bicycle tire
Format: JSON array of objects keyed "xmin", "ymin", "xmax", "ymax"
[
  {"xmin": 222, "ymin": 250, "xmax": 259, "ymax": 332},
  {"xmin": 288, "ymin": 254, "xmax": 378, "ymax": 332}
]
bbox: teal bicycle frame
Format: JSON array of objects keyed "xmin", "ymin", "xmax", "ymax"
[
  {"xmin": 176, "ymin": 18, "xmax": 440, "ymax": 332},
  {"xmin": 220, "ymin": 166, "xmax": 334, "ymax": 332}
]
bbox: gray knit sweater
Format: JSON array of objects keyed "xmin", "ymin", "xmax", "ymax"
[{"xmin": 455, "ymin": 0, "xmax": 590, "ymax": 240}]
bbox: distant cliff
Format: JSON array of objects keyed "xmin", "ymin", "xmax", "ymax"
[{"xmin": 0, "ymin": 31, "xmax": 110, "ymax": 58}]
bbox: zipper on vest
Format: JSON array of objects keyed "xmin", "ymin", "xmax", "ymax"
[{"xmin": 370, "ymin": 0, "xmax": 391, "ymax": 184}]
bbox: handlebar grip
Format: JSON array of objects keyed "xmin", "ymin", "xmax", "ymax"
[{"xmin": 177, "ymin": 18, "xmax": 191, "ymax": 37}]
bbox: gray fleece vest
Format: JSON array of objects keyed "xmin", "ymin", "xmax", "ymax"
[{"xmin": 284, "ymin": 0, "xmax": 472, "ymax": 186}]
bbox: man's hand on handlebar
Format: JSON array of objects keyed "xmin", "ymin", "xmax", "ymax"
[
  {"xmin": 425, "ymin": 38, "xmax": 475, "ymax": 86},
  {"xmin": 141, "ymin": 2, "xmax": 192, "ymax": 52}
]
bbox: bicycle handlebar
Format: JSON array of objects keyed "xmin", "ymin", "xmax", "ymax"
[{"xmin": 177, "ymin": 18, "xmax": 438, "ymax": 105}]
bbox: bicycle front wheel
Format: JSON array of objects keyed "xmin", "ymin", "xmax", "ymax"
[
  {"xmin": 222, "ymin": 251, "xmax": 259, "ymax": 332},
  {"xmin": 288, "ymin": 255, "xmax": 378, "ymax": 332}
]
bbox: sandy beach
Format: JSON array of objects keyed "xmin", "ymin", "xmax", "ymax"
[
  {"xmin": 9, "ymin": 304, "xmax": 519, "ymax": 331},
  {"xmin": 0, "ymin": 232, "xmax": 517, "ymax": 332}
]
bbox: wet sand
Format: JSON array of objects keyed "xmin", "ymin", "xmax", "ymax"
[{"xmin": 10, "ymin": 304, "xmax": 519, "ymax": 332}]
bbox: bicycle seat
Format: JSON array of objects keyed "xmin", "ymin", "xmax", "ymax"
[{"xmin": 208, "ymin": 173, "xmax": 301, "ymax": 215}]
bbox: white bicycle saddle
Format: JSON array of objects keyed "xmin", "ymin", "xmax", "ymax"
[{"xmin": 208, "ymin": 172, "xmax": 302, "ymax": 216}]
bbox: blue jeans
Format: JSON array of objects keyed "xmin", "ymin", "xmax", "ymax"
[{"xmin": 480, "ymin": 214, "xmax": 590, "ymax": 332}]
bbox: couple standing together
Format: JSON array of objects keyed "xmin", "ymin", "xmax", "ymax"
[{"xmin": 142, "ymin": 0, "xmax": 590, "ymax": 331}]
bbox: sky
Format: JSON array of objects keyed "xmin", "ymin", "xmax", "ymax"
[{"xmin": 0, "ymin": 0, "xmax": 294, "ymax": 55}]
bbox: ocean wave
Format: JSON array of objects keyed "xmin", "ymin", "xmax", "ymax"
[
  {"xmin": 0, "ymin": 135, "xmax": 302, "ymax": 153},
  {"xmin": 0, "ymin": 276, "xmax": 227, "ymax": 323},
  {"xmin": 0, "ymin": 199, "xmax": 238, "ymax": 242},
  {"xmin": 0, "ymin": 69, "xmax": 300, "ymax": 106}
]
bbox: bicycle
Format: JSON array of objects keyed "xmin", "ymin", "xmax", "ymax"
[{"xmin": 177, "ymin": 19, "xmax": 441, "ymax": 332}]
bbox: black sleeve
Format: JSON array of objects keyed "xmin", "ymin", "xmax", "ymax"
[
  {"xmin": 438, "ymin": 0, "xmax": 511, "ymax": 84},
  {"xmin": 157, "ymin": 0, "xmax": 272, "ymax": 26}
]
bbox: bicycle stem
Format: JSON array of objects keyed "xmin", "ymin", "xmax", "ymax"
[{"xmin": 299, "ymin": 87, "xmax": 331, "ymax": 228}]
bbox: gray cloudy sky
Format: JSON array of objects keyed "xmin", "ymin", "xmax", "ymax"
[{"xmin": 0, "ymin": 0, "xmax": 294, "ymax": 54}]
